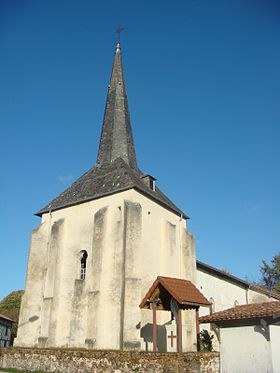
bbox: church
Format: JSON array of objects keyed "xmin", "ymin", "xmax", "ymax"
[{"xmin": 15, "ymin": 41, "xmax": 280, "ymax": 353}]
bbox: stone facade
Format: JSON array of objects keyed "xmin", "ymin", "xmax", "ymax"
[
  {"xmin": 15, "ymin": 189, "xmax": 196, "ymax": 351},
  {"xmin": 0, "ymin": 348, "xmax": 220, "ymax": 373}
]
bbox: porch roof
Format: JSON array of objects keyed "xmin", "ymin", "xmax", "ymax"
[{"xmin": 139, "ymin": 276, "xmax": 211, "ymax": 310}]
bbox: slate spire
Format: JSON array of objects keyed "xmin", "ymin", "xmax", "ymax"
[
  {"xmin": 96, "ymin": 41, "xmax": 138, "ymax": 171},
  {"xmin": 37, "ymin": 41, "xmax": 188, "ymax": 220}
]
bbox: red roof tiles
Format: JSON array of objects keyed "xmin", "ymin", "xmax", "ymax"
[
  {"xmin": 140, "ymin": 276, "xmax": 211, "ymax": 309},
  {"xmin": 200, "ymin": 301, "xmax": 280, "ymax": 323}
]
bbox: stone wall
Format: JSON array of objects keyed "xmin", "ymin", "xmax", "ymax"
[{"xmin": 0, "ymin": 348, "xmax": 219, "ymax": 373}]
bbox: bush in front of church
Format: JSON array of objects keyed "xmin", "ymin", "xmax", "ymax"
[{"xmin": 198, "ymin": 329, "xmax": 214, "ymax": 351}]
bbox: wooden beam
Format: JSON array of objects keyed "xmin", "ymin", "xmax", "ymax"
[
  {"xmin": 177, "ymin": 306, "xmax": 182, "ymax": 353},
  {"xmin": 152, "ymin": 301, "xmax": 157, "ymax": 352}
]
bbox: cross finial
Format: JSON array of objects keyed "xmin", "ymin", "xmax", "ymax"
[{"xmin": 116, "ymin": 25, "xmax": 124, "ymax": 44}]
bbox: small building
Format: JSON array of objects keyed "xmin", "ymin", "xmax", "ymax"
[
  {"xmin": 197, "ymin": 260, "xmax": 280, "ymax": 350},
  {"xmin": 0, "ymin": 314, "xmax": 13, "ymax": 347},
  {"xmin": 200, "ymin": 301, "xmax": 280, "ymax": 373},
  {"xmin": 139, "ymin": 276, "xmax": 211, "ymax": 352}
]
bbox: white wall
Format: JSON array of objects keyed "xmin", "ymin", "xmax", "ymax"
[
  {"xmin": 197, "ymin": 270, "xmax": 248, "ymax": 350},
  {"xmin": 248, "ymin": 288, "xmax": 278, "ymax": 304},
  {"xmin": 270, "ymin": 324, "xmax": 280, "ymax": 373},
  {"xmin": 197, "ymin": 270, "xmax": 247, "ymax": 318},
  {"xmin": 196, "ymin": 268, "xmax": 279, "ymax": 351},
  {"xmin": 15, "ymin": 188, "xmax": 197, "ymax": 351},
  {"xmin": 220, "ymin": 325, "xmax": 273, "ymax": 373}
]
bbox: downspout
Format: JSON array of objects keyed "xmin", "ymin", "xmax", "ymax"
[{"xmin": 179, "ymin": 213, "xmax": 183, "ymax": 278}]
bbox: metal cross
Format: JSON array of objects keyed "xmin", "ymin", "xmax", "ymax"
[
  {"xmin": 116, "ymin": 26, "xmax": 124, "ymax": 43},
  {"xmin": 168, "ymin": 330, "xmax": 177, "ymax": 348}
]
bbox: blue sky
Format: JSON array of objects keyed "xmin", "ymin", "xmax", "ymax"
[{"xmin": 0, "ymin": 0, "xmax": 279, "ymax": 300}]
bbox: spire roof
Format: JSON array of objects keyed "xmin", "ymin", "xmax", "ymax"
[
  {"xmin": 96, "ymin": 42, "xmax": 138, "ymax": 171},
  {"xmin": 36, "ymin": 42, "xmax": 188, "ymax": 219}
]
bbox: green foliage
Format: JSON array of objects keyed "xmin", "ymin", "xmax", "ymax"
[
  {"xmin": 198, "ymin": 329, "xmax": 214, "ymax": 352},
  {"xmin": 0, "ymin": 290, "xmax": 24, "ymax": 337},
  {"xmin": 260, "ymin": 253, "xmax": 280, "ymax": 293}
]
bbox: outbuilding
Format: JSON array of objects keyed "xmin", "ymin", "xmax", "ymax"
[
  {"xmin": 200, "ymin": 301, "xmax": 280, "ymax": 373},
  {"xmin": 0, "ymin": 314, "xmax": 13, "ymax": 347}
]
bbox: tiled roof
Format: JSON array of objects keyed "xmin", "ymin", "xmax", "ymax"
[
  {"xmin": 159, "ymin": 277, "xmax": 211, "ymax": 306},
  {"xmin": 37, "ymin": 158, "xmax": 187, "ymax": 218},
  {"xmin": 0, "ymin": 313, "xmax": 14, "ymax": 322},
  {"xmin": 200, "ymin": 301, "xmax": 280, "ymax": 323},
  {"xmin": 36, "ymin": 43, "xmax": 188, "ymax": 220},
  {"xmin": 140, "ymin": 276, "xmax": 211, "ymax": 309}
]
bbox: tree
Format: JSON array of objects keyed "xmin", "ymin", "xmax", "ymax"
[
  {"xmin": 0, "ymin": 290, "xmax": 24, "ymax": 340},
  {"xmin": 260, "ymin": 253, "xmax": 280, "ymax": 293}
]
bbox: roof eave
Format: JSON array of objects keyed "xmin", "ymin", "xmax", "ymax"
[
  {"xmin": 200, "ymin": 315, "xmax": 276, "ymax": 324},
  {"xmin": 36, "ymin": 185, "xmax": 189, "ymax": 220},
  {"xmin": 182, "ymin": 301, "xmax": 211, "ymax": 308},
  {"xmin": 196, "ymin": 260, "xmax": 250, "ymax": 288}
]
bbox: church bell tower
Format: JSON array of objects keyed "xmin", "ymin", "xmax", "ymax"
[{"xmin": 15, "ymin": 40, "xmax": 197, "ymax": 351}]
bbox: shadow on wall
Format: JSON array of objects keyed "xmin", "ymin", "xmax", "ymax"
[
  {"xmin": 140, "ymin": 323, "xmax": 167, "ymax": 352},
  {"xmin": 254, "ymin": 323, "xmax": 270, "ymax": 341},
  {"xmin": 18, "ymin": 315, "xmax": 39, "ymax": 328}
]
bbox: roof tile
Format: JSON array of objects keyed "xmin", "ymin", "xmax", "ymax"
[
  {"xmin": 200, "ymin": 301, "xmax": 280, "ymax": 323},
  {"xmin": 140, "ymin": 276, "xmax": 211, "ymax": 309}
]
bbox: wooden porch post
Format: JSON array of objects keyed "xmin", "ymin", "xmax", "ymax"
[
  {"xmin": 152, "ymin": 301, "xmax": 157, "ymax": 352},
  {"xmin": 196, "ymin": 308, "xmax": 200, "ymax": 351},
  {"xmin": 177, "ymin": 306, "xmax": 182, "ymax": 353}
]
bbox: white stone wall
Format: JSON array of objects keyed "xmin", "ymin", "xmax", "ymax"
[
  {"xmin": 248, "ymin": 288, "xmax": 278, "ymax": 304},
  {"xmin": 270, "ymin": 324, "xmax": 280, "ymax": 373},
  {"xmin": 219, "ymin": 324, "xmax": 279, "ymax": 373},
  {"xmin": 15, "ymin": 189, "xmax": 196, "ymax": 351},
  {"xmin": 197, "ymin": 270, "xmax": 247, "ymax": 317}
]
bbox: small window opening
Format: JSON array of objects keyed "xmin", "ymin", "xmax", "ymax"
[
  {"xmin": 209, "ymin": 297, "xmax": 215, "ymax": 314},
  {"xmin": 141, "ymin": 174, "xmax": 156, "ymax": 191},
  {"xmin": 80, "ymin": 251, "xmax": 88, "ymax": 280}
]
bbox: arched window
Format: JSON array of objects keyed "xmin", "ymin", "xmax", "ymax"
[{"xmin": 80, "ymin": 250, "xmax": 88, "ymax": 280}]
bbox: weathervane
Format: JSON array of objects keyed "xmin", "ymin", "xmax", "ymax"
[{"xmin": 116, "ymin": 25, "xmax": 124, "ymax": 44}]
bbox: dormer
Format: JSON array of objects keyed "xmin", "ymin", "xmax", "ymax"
[{"xmin": 141, "ymin": 174, "xmax": 156, "ymax": 191}]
